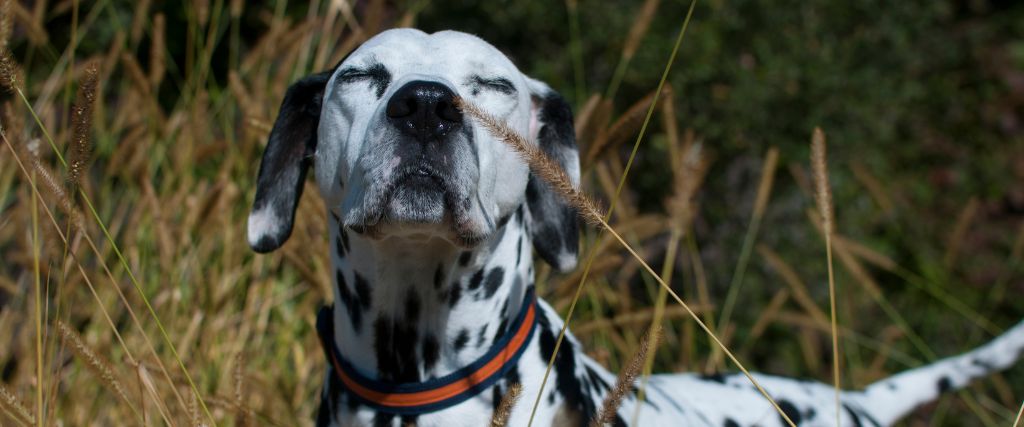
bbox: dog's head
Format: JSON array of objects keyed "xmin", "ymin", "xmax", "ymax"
[{"xmin": 246, "ymin": 29, "xmax": 579, "ymax": 271}]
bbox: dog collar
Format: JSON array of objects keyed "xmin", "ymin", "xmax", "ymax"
[{"xmin": 316, "ymin": 288, "xmax": 538, "ymax": 415}]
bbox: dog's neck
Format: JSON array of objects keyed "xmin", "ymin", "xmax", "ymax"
[{"xmin": 327, "ymin": 207, "xmax": 533, "ymax": 383}]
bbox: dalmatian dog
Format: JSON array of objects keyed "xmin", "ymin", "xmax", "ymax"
[{"xmin": 247, "ymin": 28, "xmax": 1024, "ymax": 426}]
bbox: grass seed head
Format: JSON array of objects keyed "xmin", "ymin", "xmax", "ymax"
[
  {"xmin": 490, "ymin": 383, "xmax": 522, "ymax": 427},
  {"xmin": 68, "ymin": 60, "xmax": 99, "ymax": 187}
]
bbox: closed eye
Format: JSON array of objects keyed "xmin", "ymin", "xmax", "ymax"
[
  {"xmin": 468, "ymin": 75, "xmax": 517, "ymax": 96},
  {"xmin": 337, "ymin": 63, "xmax": 392, "ymax": 98}
]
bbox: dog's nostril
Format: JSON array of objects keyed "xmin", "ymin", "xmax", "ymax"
[
  {"xmin": 387, "ymin": 97, "xmax": 416, "ymax": 118},
  {"xmin": 436, "ymin": 101, "xmax": 462, "ymax": 123}
]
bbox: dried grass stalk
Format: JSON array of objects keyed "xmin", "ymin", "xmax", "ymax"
[
  {"xmin": 120, "ymin": 52, "xmax": 151, "ymax": 96},
  {"xmin": 149, "ymin": 14, "xmax": 166, "ymax": 88},
  {"xmin": 57, "ymin": 321, "xmax": 134, "ymax": 411},
  {"xmin": 590, "ymin": 326, "xmax": 661, "ymax": 427},
  {"xmin": 9, "ymin": 1, "xmax": 46, "ymax": 45},
  {"xmin": 585, "ymin": 85, "xmax": 670, "ymax": 165},
  {"xmin": 622, "ymin": 0, "xmax": 660, "ymax": 60},
  {"xmin": 666, "ymin": 142, "xmax": 708, "ymax": 224},
  {"xmin": 455, "ymin": 97, "xmax": 604, "ymax": 225},
  {"xmin": 0, "ymin": 383, "xmax": 34, "ymax": 426},
  {"xmin": 234, "ymin": 352, "xmax": 249, "ymax": 427},
  {"xmin": 129, "ymin": 0, "xmax": 152, "ymax": 43},
  {"xmin": 0, "ymin": 0, "xmax": 11, "ymax": 52},
  {"xmin": 194, "ymin": 0, "xmax": 210, "ymax": 26},
  {"xmin": 489, "ymin": 382, "xmax": 522, "ymax": 427},
  {"xmin": 230, "ymin": 0, "xmax": 243, "ymax": 18},
  {"xmin": 68, "ymin": 60, "xmax": 98, "ymax": 187},
  {"xmin": 0, "ymin": 48, "xmax": 20, "ymax": 91},
  {"xmin": 944, "ymin": 197, "xmax": 978, "ymax": 267},
  {"xmin": 136, "ymin": 363, "xmax": 174, "ymax": 425},
  {"xmin": 809, "ymin": 126, "xmax": 841, "ymax": 427},
  {"xmin": 188, "ymin": 391, "xmax": 204, "ymax": 427},
  {"xmin": 810, "ymin": 128, "xmax": 833, "ymax": 234},
  {"xmin": 29, "ymin": 150, "xmax": 85, "ymax": 230}
]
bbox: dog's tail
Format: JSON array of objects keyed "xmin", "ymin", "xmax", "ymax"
[{"xmin": 845, "ymin": 320, "xmax": 1024, "ymax": 425}]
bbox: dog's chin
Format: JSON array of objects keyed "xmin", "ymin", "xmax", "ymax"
[
  {"xmin": 344, "ymin": 176, "xmax": 491, "ymax": 248},
  {"xmin": 384, "ymin": 175, "xmax": 447, "ymax": 225}
]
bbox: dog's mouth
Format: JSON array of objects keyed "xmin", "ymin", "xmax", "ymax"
[
  {"xmin": 344, "ymin": 159, "xmax": 486, "ymax": 245},
  {"xmin": 384, "ymin": 163, "xmax": 450, "ymax": 222}
]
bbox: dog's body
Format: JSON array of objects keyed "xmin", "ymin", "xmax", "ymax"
[{"xmin": 247, "ymin": 29, "xmax": 1024, "ymax": 426}]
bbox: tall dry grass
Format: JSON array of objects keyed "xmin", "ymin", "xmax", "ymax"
[{"xmin": 0, "ymin": 1, "xmax": 1020, "ymax": 426}]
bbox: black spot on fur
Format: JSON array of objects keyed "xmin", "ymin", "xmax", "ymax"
[
  {"xmin": 372, "ymin": 413, "xmax": 393, "ymax": 427},
  {"xmin": 354, "ymin": 273, "xmax": 371, "ymax": 309},
  {"xmin": 336, "ymin": 270, "xmax": 363, "ymax": 331},
  {"xmin": 516, "ymin": 236, "xmax": 523, "ymax": 267},
  {"xmin": 404, "ymin": 293, "xmax": 421, "ymax": 321},
  {"xmin": 537, "ymin": 310, "xmax": 595, "ymax": 425},
  {"xmin": 468, "ymin": 269, "xmax": 485, "ymax": 291},
  {"xmin": 433, "ymin": 264, "xmax": 444, "ymax": 290},
  {"xmin": 971, "ymin": 358, "xmax": 995, "ymax": 371},
  {"xmin": 491, "ymin": 385, "xmax": 504, "ymax": 412},
  {"xmin": 777, "ymin": 399, "xmax": 802, "ymax": 425},
  {"xmin": 723, "ymin": 419, "xmax": 740, "ymax": 427},
  {"xmin": 340, "ymin": 227, "xmax": 349, "ymax": 250},
  {"xmin": 422, "ymin": 334, "xmax": 439, "ymax": 371},
  {"xmin": 839, "ymin": 403, "xmax": 880, "ymax": 425},
  {"xmin": 496, "ymin": 211, "xmax": 514, "ymax": 229},
  {"xmin": 335, "ymin": 235, "xmax": 346, "ymax": 256},
  {"xmin": 700, "ymin": 372, "xmax": 727, "ymax": 384},
  {"xmin": 843, "ymin": 404, "xmax": 863, "ymax": 427},
  {"xmin": 494, "ymin": 313, "xmax": 510, "ymax": 341},
  {"xmin": 476, "ymin": 325, "xmax": 490, "ymax": 348},
  {"xmin": 336, "ymin": 270, "xmax": 349, "ymax": 304},
  {"xmin": 458, "ymin": 251, "xmax": 472, "ymax": 266},
  {"xmin": 373, "ymin": 316, "xmax": 420, "ymax": 383},
  {"xmin": 454, "ymin": 329, "xmax": 469, "ymax": 351},
  {"xmin": 448, "ymin": 282, "xmax": 462, "ymax": 307},
  {"xmin": 483, "ymin": 267, "xmax": 505, "ymax": 299},
  {"xmin": 317, "ymin": 367, "xmax": 343, "ymax": 426},
  {"xmin": 937, "ymin": 376, "xmax": 952, "ymax": 393},
  {"xmin": 585, "ymin": 366, "xmax": 611, "ymax": 393}
]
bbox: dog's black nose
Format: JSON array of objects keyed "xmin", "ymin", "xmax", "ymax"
[{"xmin": 386, "ymin": 81, "xmax": 463, "ymax": 141}]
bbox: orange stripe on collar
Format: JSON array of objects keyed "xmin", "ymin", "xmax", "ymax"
[{"xmin": 316, "ymin": 288, "xmax": 539, "ymax": 415}]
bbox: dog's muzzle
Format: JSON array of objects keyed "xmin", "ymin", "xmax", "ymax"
[{"xmin": 346, "ymin": 79, "xmax": 479, "ymax": 240}]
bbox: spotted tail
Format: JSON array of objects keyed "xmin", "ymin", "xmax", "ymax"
[{"xmin": 847, "ymin": 320, "xmax": 1024, "ymax": 425}]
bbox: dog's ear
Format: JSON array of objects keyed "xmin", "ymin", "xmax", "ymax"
[
  {"xmin": 525, "ymin": 81, "xmax": 580, "ymax": 272},
  {"xmin": 247, "ymin": 71, "xmax": 333, "ymax": 253}
]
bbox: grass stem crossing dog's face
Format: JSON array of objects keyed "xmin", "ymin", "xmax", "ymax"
[{"xmin": 247, "ymin": 29, "xmax": 579, "ymax": 269}]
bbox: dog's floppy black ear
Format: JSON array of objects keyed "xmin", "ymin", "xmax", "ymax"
[
  {"xmin": 247, "ymin": 71, "xmax": 332, "ymax": 253},
  {"xmin": 525, "ymin": 83, "xmax": 580, "ymax": 272}
]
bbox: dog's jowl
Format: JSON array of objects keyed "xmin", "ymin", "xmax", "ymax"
[{"xmin": 248, "ymin": 29, "xmax": 1024, "ymax": 426}]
